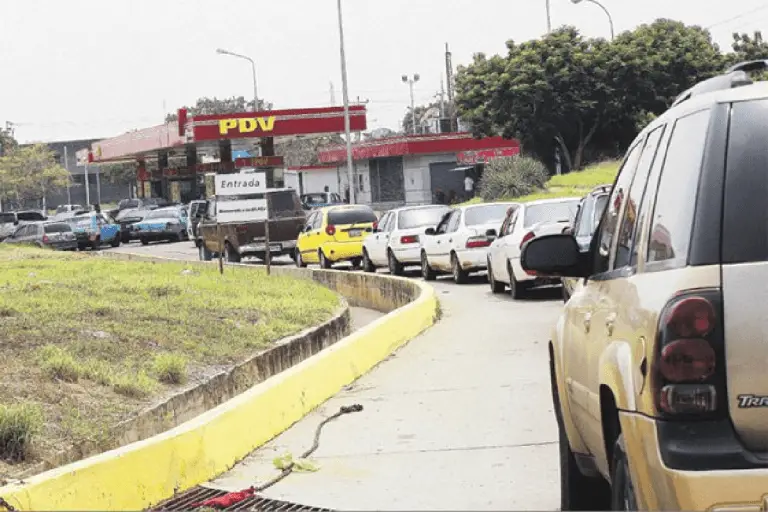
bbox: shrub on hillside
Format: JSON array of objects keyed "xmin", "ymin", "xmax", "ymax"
[{"xmin": 478, "ymin": 155, "xmax": 549, "ymax": 201}]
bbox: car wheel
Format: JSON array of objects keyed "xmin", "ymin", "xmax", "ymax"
[
  {"xmin": 451, "ymin": 253, "xmax": 468, "ymax": 284},
  {"xmin": 224, "ymin": 243, "xmax": 241, "ymax": 263},
  {"xmin": 610, "ymin": 435, "xmax": 638, "ymax": 511},
  {"xmin": 488, "ymin": 260, "xmax": 505, "ymax": 293},
  {"xmin": 553, "ymin": 364, "xmax": 611, "ymax": 511},
  {"xmin": 110, "ymin": 237, "xmax": 120, "ymax": 248},
  {"xmin": 421, "ymin": 251, "xmax": 436, "ymax": 281},
  {"xmin": 140, "ymin": 238, "xmax": 149, "ymax": 246},
  {"xmin": 319, "ymin": 250, "xmax": 333, "ymax": 269},
  {"xmin": 507, "ymin": 262, "xmax": 526, "ymax": 300},
  {"xmin": 387, "ymin": 250, "xmax": 403, "ymax": 276},
  {"xmin": 350, "ymin": 257, "xmax": 362, "ymax": 270},
  {"xmin": 295, "ymin": 249, "xmax": 307, "ymax": 268},
  {"xmin": 362, "ymin": 249, "xmax": 376, "ymax": 273},
  {"xmin": 199, "ymin": 243, "xmax": 213, "ymax": 261}
]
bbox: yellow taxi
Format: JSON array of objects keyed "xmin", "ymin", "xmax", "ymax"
[{"xmin": 295, "ymin": 204, "xmax": 378, "ymax": 269}]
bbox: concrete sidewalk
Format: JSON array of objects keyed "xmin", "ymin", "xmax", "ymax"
[{"xmin": 209, "ymin": 276, "xmax": 563, "ymax": 511}]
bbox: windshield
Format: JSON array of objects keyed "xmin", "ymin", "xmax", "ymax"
[
  {"xmin": 72, "ymin": 217, "xmax": 92, "ymax": 227},
  {"xmin": 119, "ymin": 199, "xmax": 140, "ymax": 209},
  {"xmin": 327, "ymin": 207, "xmax": 377, "ymax": 225},
  {"xmin": 398, "ymin": 206, "xmax": 451, "ymax": 229},
  {"xmin": 44, "ymin": 223, "xmax": 72, "ymax": 233},
  {"xmin": 303, "ymin": 194, "xmax": 327, "ymax": 203},
  {"xmin": 145, "ymin": 209, "xmax": 179, "ymax": 220},
  {"xmin": 17, "ymin": 212, "xmax": 45, "ymax": 222},
  {"xmin": 464, "ymin": 204, "xmax": 513, "ymax": 226},
  {"xmin": 524, "ymin": 200, "xmax": 580, "ymax": 228},
  {"xmin": 0, "ymin": 213, "xmax": 15, "ymax": 224}
]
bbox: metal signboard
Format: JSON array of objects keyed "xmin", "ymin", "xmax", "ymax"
[{"xmin": 214, "ymin": 172, "xmax": 267, "ymax": 196}]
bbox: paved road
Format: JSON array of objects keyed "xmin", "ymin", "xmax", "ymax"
[{"xmin": 108, "ymin": 240, "xmax": 563, "ymax": 510}]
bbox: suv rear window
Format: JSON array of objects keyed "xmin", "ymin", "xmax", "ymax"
[
  {"xmin": 44, "ymin": 223, "xmax": 72, "ymax": 233},
  {"xmin": 723, "ymin": 99, "xmax": 768, "ymax": 263},
  {"xmin": 464, "ymin": 204, "xmax": 512, "ymax": 226},
  {"xmin": 270, "ymin": 191, "xmax": 303, "ymax": 219},
  {"xmin": 398, "ymin": 206, "xmax": 451, "ymax": 229},
  {"xmin": 17, "ymin": 212, "xmax": 45, "ymax": 222},
  {"xmin": 524, "ymin": 200, "xmax": 579, "ymax": 228},
  {"xmin": 328, "ymin": 207, "xmax": 377, "ymax": 225}
]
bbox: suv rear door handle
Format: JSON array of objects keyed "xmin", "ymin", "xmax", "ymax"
[
  {"xmin": 605, "ymin": 312, "xmax": 617, "ymax": 336},
  {"xmin": 584, "ymin": 312, "xmax": 592, "ymax": 333}
]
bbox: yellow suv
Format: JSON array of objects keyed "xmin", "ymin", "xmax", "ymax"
[
  {"xmin": 295, "ymin": 204, "xmax": 377, "ymax": 269},
  {"xmin": 521, "ymin": 60, "xmax": 768, "ymax": 511}
]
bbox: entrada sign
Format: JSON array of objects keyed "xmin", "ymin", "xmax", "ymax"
[{"xmin": 219, "ymin": 117, "xmax": 276, "ymax": 135}]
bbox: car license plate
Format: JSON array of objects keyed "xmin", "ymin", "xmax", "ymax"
[
  {"xmin": 269, "ymin": 243, "xmax": 282, "ymax": 252},
  {"xmin": 349, "ymin": 229, "xmax": 362, "ymax": 237}
]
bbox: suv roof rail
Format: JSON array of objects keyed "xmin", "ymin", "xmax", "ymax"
[{"xmin": 670, "ymin": 61, "xmax": 760, "ymax": 108}]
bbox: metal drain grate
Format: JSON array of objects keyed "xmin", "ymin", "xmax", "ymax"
[{"xmin": 151, "ymin": 485, "xmax": 333, "ymax": 511}]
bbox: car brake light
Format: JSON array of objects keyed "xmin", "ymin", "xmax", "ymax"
[
  {"xmin": 236, "ymin": 225, "xmax": 248, "ymax": 234},
  {"xmin": 326, "ymin": 225, "xmax": 336, "ymax": 236},
  {"xmin": 466, "ymin": 236, "xmax": 491, "ymax": 249},
  {"xmin": 400, "ymin": 235, "xmax": 419, "ymax": 244},
  {"xmin": 653, "ymin": 290, "xmax": 724, "ymax": 417},
  {"xmin": 42, "ymin": 234, "xmax": 49, "ymax": 243},
  {"xmin": 372, "ymin": 221, "xmax": 378, "ymax": 231},
  {"xmin": 520, "ymin": 231, "xmax": 535, "ymax": 249}
]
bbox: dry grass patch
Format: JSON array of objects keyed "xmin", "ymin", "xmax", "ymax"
[{"xmin": 0, "ymin": 246, "xmax": 340, "ymax": 475}]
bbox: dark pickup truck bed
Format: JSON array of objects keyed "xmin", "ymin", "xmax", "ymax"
[{"xmin": 197, "ymin": 189, "xmax": 306, "ymax": 262}]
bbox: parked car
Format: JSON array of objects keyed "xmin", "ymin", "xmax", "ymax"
[
  {"xmin": 68, "ymin": 213, "xmax": 121, "ymax": 250},
  {"xmin": 54, "ymin": 204, "xmax": 84, "ymax": 216},
  {"xmin": 486, "ymin": 197, "xmax": 580, "ymax": 298},
  {"xmin": 132, "ymin": 206, "xmax": 188, "ymax": 245},
  {"xmin": 109, "ymin": 197, "xmax": 168, "ymax": 218},
  {"xmin": 0, "ymin": 210, "xmax": 47, "ymax": 241},
  {"xmin": 362, "ymin": 204, "xmax": 452, "ymax": 274},
  {"xmin": 518, "ymin": 60, "xmax": 768, "ymax": 511},
  {"xmin": 561, "ymin": 184, "xmax": 611, "ymax": 302},
  {"xmin": 295, "ymin": 204, "xmax": 377, "ymax": 269},
  {"xmin": 187, "ymin": 200, "xmax": 207, "ymax": 242},
  {"xmin": 198, "ymin": 188, "xmax": 306, "ymax": 263},
  {"xmin": 114, "ymin": 207, "xmax": 153, "ymax": 243},
  {"xmin": 2, "ymin": 221, "xmax": 78, "ymax": 251},
  {"xmin": 420, "ymin": 202, "xmax": 517, "ymax": 283},
  {"xmin": 300, "ymin": 192, "xmax": 344, "ymax": 210}
]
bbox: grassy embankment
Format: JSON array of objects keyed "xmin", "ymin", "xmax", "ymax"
[
  {"xmin": 463, "ymin": 160, "xmax": 620, "ymax": 205},
  {"xmin": 0, "ymin": 246, "xmax": 339, "ymax": 475}
]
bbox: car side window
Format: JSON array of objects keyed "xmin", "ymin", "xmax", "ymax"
[
  {"xmin": 593, "ymin": 138, "xmax": 645, "ymax": 275},
  {"xmin": 312, "ymin": 212, "xmax": 323, "ymax": 230},
  {"xmin": 385, "ymin": 213, "xmax": 397, "ymax": 233},
  {"xmin": 498, "ymin": 209, "xmax": 513, "ymax": 236},
  {"xmin": 506, "ymin": 209, "xmax": 519, "ymax": 236},
  {"xmin": 448, "ymin": 210, "xmax": 462, "ymax": 232},
  {"xmin": 436, "ymin": 212, "xmax": 452, "ymax": 234},
  {"xmin": 646, "ymin": 109, "xmax": 711, "ymax": 265},
  {"xmin": 305, "ymin": 212, "xmax": 317, "ymax": 231},
  {"xmin": 613, "ymin": 125, "xmax": 666, "ymax": 269}
]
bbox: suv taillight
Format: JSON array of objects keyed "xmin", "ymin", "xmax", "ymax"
[
  {"xmin": 42, "ymin": 234, "xmax": 49, "ymax": 243},
  {"xmin": 326, "ymin": 225, "xmax": 336, "ymax": 236},
  {"xmin": 653, "ymin": 289, "xmax": 726, "ymax": 418},
  {"xmin": 520, "ymin": 231, "xmax": 535, "ymax": 249}
]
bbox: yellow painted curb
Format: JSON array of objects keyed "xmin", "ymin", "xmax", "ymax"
[{"xmin": 0, "ymin": 260, "xmax": 438, "ymax": 511}]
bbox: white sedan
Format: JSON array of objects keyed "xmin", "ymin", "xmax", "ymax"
[
  {"xmin": 419, "ymin": 202, "xmax": 518, "ymax": 284},
  {"xmin": 486, "ymin": 197, "xmax": 581, "ymax": 299},
  {"xmin": 362, "ymin": 204, "xmax": 452, "ymax": 275}
]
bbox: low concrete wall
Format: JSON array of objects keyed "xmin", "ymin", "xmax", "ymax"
[{"xmin": 0, "ymin": 254, "xmax": 438, "ymax": 512}]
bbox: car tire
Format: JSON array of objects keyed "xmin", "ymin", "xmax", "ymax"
[
  {"xmin": 488, "ymin": 260, "xmax": 505, "ymax": 293},
  {"xmin": 295, "ymin": 249, "xmax": 307, "ymax": 268},
  {"xmin": 421, "ymin": 251, "xmax": 437, "ymax": 281},
  {"xmin": 350, "ymin": 257, "xmax": 362, "ymax": 270},
  {"xmin": 362, "ymin": 249, "xmax": 376, "ymax": 273},
  {"xmin": 451, "ymin": 253, "xmax": 468, "ymax": 284},
  {"xmin": 198, "ymin": 244, "xmax": 213, "ymax": 261},
  {"xmin": 319, "ymin": 250, "xmax": 332, "ymax": 269},
  {"xmin": 388, "ymin": 250, "xmax": 403, "ymax": 276},
  {"xmin": 140, "ymin": 238, "xmax": 149, "ymax": 246},
  {"xmin": 552, "ymin": 364, "xmax": 611, "ymax": 511},
  {"xmin": 610, "ymin": 435, "xmax": 638, "ymax": 511},
  {"xmin": 224, "ymin": 243, "xmax": 241, "ymax": 263},
  {"xmin": 507, "ymin": 262, "xmax": 526, "ymax": 300},
  {"xmin": 110, "ymin": 237, "xmax": 120, "ymax": 248}
]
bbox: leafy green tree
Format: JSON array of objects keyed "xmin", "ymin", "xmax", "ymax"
[
  {"xmin": 0, "ymin": 128, "xmax": 16, "ymax": 157},
  {"xmin": 101, "ymin": 162, "xmax": 138, "ymax": 185},
  {"xmin": 165, "ymin": 96, "xmax": 274, "ymax": 122},
  {"xmin": 0, "ymin": 144, "xmax": 71, "ymax": 209},
  {"xmin": 731, "ymin": 30, "xmax": 768, "ymax": 62}
]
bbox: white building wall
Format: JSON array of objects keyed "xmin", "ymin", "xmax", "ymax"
[
  {"xmin": 300, "ymin": 169, "xmax": 339, "ymax": 195},
  {"xmin": 338, "ymin": 161, "xmax": 371, "ymax": 204},
  {"xmin": 403, "ymin": 153, "xmax": 457, "ymax": 205},
  {"xmin": 284, "ymin": 170, "xmax": 300, "ymax": 191}
]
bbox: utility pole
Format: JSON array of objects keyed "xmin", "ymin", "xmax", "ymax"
[
  {"xmin": 445, "ymin": 44, "xmax": 457, "ymax": 131},
  {"xmin": 545, "ymin": 0, "xmax": 552, "ymax": 33},
  {"xmin": 64, "ymin": 146, "xmax": 72, "ymax": 204},
  {"xmin": 336, "ymin": 0, "xmax": 356, "ymax": 204}
]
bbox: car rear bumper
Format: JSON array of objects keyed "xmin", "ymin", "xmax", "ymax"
[
  {"xmin": 136, "ymin": 230, "xmax": 179, "ymax": 241},
  {"xmin": 620, "ymin": 411, "xmax": 768, "ymax": 511},
  {"xmin": 392, "ymin": 245, "xmax": 421, "ymax": 264},
  {"xmin": 239, "ymin": 239, "xmax": 296, "ymax": 256},
  {"xmin": 454, "ymin": 248, "xmax": 489, "ymax": 271},
  {"xmin": 48, "ymin": 241, "xmax": 78, "ymax": 251},
  {"xmin": 322, "ymin": 240, "xmax": 364, "ymax": 262}
]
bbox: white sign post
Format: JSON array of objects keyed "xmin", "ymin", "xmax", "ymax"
[{"xmin": 213, "ymin": 172, "xmax": 272, "ymax": 274}]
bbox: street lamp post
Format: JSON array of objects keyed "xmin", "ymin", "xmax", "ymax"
[
  {"xmin": 216, "ymin": 48, "xmax": 260, "ymax": 111},
  {"xmin": 545, "ymin": 0, "xmax": 552, "ymax": 33},
  {"xmin": 571, "ymin": 0, "xmax": 614, "ymax": 40},
  {"xmin": 401, "ymin": 74, "xmax": 420, "ymax": 134},
  {"xmin": 336, "ymin": 0, "xmax": 356, "ymax": 204}
]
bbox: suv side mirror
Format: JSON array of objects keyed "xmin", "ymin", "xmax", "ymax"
[
  {"xmin": 520, "ymin": 234, "xmax": 587, "ymax": 277},
  {"xmin": 13, "ymin": 220, "xmax": 18, "ymax": 226},
  {"xmin": 304, "ymin": 224, "xmax": 313, "ymax": 232},
  {"xmin": 424, "ymin": 227, "xmax": 436, "ymax": 236},
  {"xmin": 485, "ymin": 228, "xmax": 497, "ymax": 238}
]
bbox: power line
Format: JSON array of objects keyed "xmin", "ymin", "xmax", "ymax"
[{"xmin": 706, "ymin": 2, "xmax": 768, "ymax": 29}]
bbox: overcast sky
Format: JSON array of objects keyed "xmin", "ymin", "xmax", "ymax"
[{"xmin": 1, "ymin": 0, "xmax": 766, "ymax": 143}]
